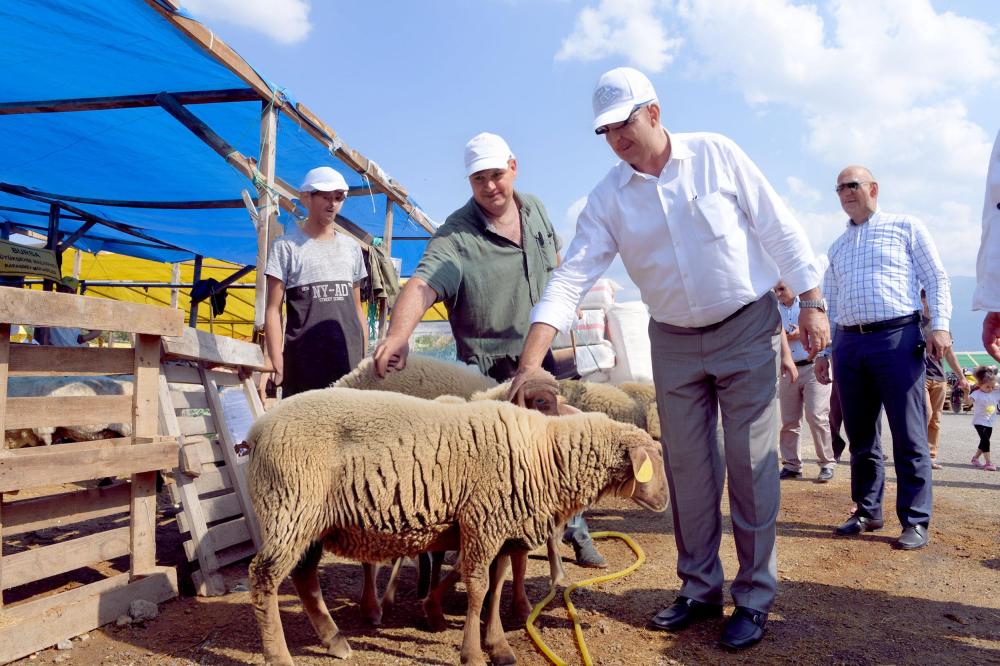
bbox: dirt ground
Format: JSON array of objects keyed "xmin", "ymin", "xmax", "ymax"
[{"xmin": 8, "ymin": 410, "xmax": 1000, "ymax": 666}]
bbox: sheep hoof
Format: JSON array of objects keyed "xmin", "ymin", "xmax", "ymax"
[
  {"xmin": 324, "ymin": 632, "xmax": 352, "ymax": 659},
  {"xmin": 488, "ymin": 648, "xmax": 517, "ymax": 666},
  {"xmin": 422, "ymin": 599, "xmax": 447, "ymax": 632}
]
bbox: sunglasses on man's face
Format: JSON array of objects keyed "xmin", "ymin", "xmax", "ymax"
[
  {"xmin": 835, "ymin": 181, "xmax": 872, "ymax": 194},
  {"xmin": 595, "ymin": 103, "xmax": 650, "ymax": 135}
]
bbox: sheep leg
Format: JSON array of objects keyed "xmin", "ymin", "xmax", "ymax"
[
  {"xmin": 423, "ymin": 565, "xmax": 460, "ymax": 632},
  {"xmin": 249, "ymin": 545, "xmax": 300, "ymax": 666},
  {"xmin": 508, "ymin": 549, "xmax": 533, "ymax": 624},
  {"xmin": 480, "ymin": 554, "xmax": 514, "ymax": 664},
  {"xmin": 380, "ymin": 557, "xmax": 405, "ymax": 616},
  {"xmin": 290, "ymin": 542, "xmax": 352, "ymax": 659},
  {"xmin": 415, "ymin": 552, "xmax": 432, "ymax": 599},
  {"xmin": 459, "ymin": 560, "xmax": 490, "ymax": 666},
  {"xmin": 360, "ymin": 562, "xmax": 383, "ymax": 625},
  {"xmin": 546, "ymin": 521, "xmax": 567, "ymax": 586}
]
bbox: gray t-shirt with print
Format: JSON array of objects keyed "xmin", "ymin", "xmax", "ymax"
[{"xmin": 265, "ymin": 226, "xmax": 368, "ymax": 395}]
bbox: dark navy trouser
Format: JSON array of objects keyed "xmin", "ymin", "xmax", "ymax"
[{"xmin": 831, "ymin": 321, "xmax": 932, "ymax": 528}]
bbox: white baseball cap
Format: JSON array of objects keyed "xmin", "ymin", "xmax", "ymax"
[
  {"xmin": 300, "ymin": 166, "xmax": 349, "ymax": 193},
  {"xmin": 464, "ymin": 132, "xmax": 515, "ymax": 176},
  {"xmin": 592, "ymin": 67, "xmax": 658, "ymax": 131}
]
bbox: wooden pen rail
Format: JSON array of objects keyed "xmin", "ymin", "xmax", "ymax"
[{"xmin": 0, "ymin": 288, "xmax": 183, "ymax": 663}]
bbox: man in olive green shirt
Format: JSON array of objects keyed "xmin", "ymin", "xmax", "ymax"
[{"xmin": 373, "ymin": 132, "xmax": 606, "ymax": 566}]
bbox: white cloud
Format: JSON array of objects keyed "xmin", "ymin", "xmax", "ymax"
[
  {"xmin": 786, "ymin": 176, "xmax": 822, "ymax": 204},
  {"xmin": 556, "ymin": 0, "xmax": 682, "ymax": 73},
  {"xmin": 558, "ymin": 196, "xmax": 588, "ymax": 245},
  {"xmin": 182, "ymin": 0, "xmax": 312, "ymax": 44}
]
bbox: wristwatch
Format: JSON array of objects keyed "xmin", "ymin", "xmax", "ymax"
[{"xmin": 799, "ymin": 298, "xmax": 827, "ymax": 312}]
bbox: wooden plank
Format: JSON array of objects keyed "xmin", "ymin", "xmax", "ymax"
[
  {"xmin": 182, "ymin": 517, "xmax": 252, "ymax": 562},
  {"xmin": 201, "ymin": 369, "xmax": 261, "ymax": 549},
  {"xmin": 5, "ymin": 394, "xmax": 132, "ymax": 430},
  {"xmin": 193, "ymin": 466, "xmax": 233, "ymax": 495},
  {"xmin": 156, "ymin": 374, "xmax": 225, "ymax": 596},
  {"xmin": 0, "ymin": 440, "xmax": 178, "ymax": 493},
  {"xmin": 187, "ymin": 435, "xmax": 223, "ymax": 465},
  {"xmin": 176, "ymin": 492, "xmax": 242, "ymax": 534},
  {"xmin": 163, "ymin": 363, "xmax": 241, "ymax": 387},
  {"xmin": 131, "ymin": 335, "xmax": 160, "ymax": 577},
  {"xmin": 177, "ymin": 414, "xmax": 217, "ymax": 437},
  {"xmin": 0, "ymin": 325, "xmax": 6, "ymax": 603},
  {"xmin": 2, "ymin": 526, "xmax": 131, "ymax": 590},
  {"xmin": 161, "ymin": 327, "xmax": 266, "ymax": 370},
  {"xmin": 191, "ymin": 541, "xmax": 255, "ymax": 591},
  {"xmin": 242, "ymin": 377, "xmax": 266, "ymax": 419},
  {"xmin": 0, "ymin": 289, "xmax": 183, "ymax": 335},
  {"xmin": 0, "ymin": 88, "xmax": 259, "ymax": 115},
  {"xmin": 0, "ymin": 567, "xmax": 177, "ymax": 664},
  {"xmin": 8, "ymin": 345, "xmax": 134, "ymax": 376},
  {"xmin": 3, "ymin": 483, "xmax": 130, "ymax": 536},
  {"xmin": 169, "ymin": 388, "xmax": 208, "ymax": 410},
  {"xmin": 255, "ymin": 100, "xmax": 277, "ymax": 331}
]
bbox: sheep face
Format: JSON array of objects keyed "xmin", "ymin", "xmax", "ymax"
[{"xmin": 617, "ymin": 431, "xmax": 668, "ymax": 512}]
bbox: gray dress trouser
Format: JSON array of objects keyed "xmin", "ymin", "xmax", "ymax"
[{"xmin": 649, "ymin": 293, "xmax": 781, "ymax": 613}]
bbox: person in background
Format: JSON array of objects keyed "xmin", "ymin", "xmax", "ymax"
[
  {"xmin": 264, "ymin": 166, "xmax": 367, "ymax": 398},
  {"xmin": 35, "ymin": 276, "xmax": 102, "ymax": 346},
  {"xmin": 511, "ymin": 66, "xmax": 829, "ymax": 650},
  {"xmin": 817, "ymin": 165, "xmax": 950, "ymax": 551},
  {"xmin": 372, "ymin": 133, "xmax": 607, "ymax": 568},
  {"xmin": 921, "ymin": 289, "xmax": 968, "ymax": 470},
  {"xmin": 969, "ymin": 366, "xmax": 999, "ymax": 471},
  {"xmin": 974, "ymin": 130, "xmax": 1000, "ymax": 361},
  {"xmin": 774, "ymin": 281, "xmax": 836, "ymax": 482}
]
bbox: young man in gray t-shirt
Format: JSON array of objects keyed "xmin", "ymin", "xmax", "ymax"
[{"xmin": 264, "ymin": 167, "xmax": 368, "ymax": 397}]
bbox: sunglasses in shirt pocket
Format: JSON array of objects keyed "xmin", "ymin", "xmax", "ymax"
[{"xmin": 691, "ymin": 188, "xmax": 739, "ymax": 241}]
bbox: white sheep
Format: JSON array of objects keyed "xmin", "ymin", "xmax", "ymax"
[
  {"xmin": 334, "ymin": 356, "xmax": 498, "ymax": 399},
  {"xmin": 247, "ymin": 387, "xmax": 667, "ymax": 666},
  {"xmin": 557, "ymin": 379, "xmax": 661, "ymax": 440},
  {"xmin": 4, "ymin": 376, "xmax": 133, "ymax": 448}
]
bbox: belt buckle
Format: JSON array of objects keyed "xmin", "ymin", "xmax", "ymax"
[{"xmin": 858, "ymin": 322, "xmax": 869, "ymax": 334}]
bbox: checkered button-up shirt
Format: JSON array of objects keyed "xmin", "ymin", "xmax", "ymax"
[{"xmin": 824, "ymin": 209, "xmax": 951, "ymax": 330}]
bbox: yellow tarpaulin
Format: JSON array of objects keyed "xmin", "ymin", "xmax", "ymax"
[{"xmin": 35, "ymin": 250, "xmax": 447, "ymax": 342}]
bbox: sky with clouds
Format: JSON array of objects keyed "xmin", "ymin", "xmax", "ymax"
[{"xmin": 181, "ymin": 0, "xmax": 1000, "ymax": 347}]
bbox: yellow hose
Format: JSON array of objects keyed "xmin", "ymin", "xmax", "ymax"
[{"xmin": 526, "ymin": 531, "xmax": 646, "ymax": 666}]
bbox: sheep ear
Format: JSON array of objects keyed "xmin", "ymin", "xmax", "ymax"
[
  {"xmin": 632, "ymin": 449, "xmax": 654, "ymax": 483},
  {"xmin": 529, "ymin": 389, "xmax": 561, "ymax": 416}
]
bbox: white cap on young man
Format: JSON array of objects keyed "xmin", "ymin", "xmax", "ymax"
[
  {"xmin": 300, "ymin": 166, "xmax": 349, "ymax": 193},
  {"xmin": 464, "ymin": 132, "xmax": 515, "ymax": 176},
  {"xmin": 592, "ymin": 67, "xmax": 658, "ymax": 131}
]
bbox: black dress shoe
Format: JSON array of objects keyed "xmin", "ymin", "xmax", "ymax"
[
  {"xmin": 648, "ymin": 596, "xmax": 723, "ymax": 631},
  {"xmin": 779, "ymin": 468, "xmax": 802, "ymax": 480},
  {"xmin": 835, "ymin": 512, "xmax": 884, "ymax": 535},
  {"xmin": 893, "ymin": 524, "xmax": 929, "ymax": 550},
  {"xmin": 720, "ymin": 606, "xmax": 767, "ymax": 649}
]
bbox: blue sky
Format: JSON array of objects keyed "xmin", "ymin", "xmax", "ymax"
[{"xmin": 181, "ymin": 0, "xmax": 1000, "ymax": 349}]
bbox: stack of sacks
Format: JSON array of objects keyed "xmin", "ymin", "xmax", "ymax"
[
  {"xmin": 607, "ymin": 301, "xmax": 654, "ymax": 383},
  {"xmin": 552, "ymin": 278, "xmax": 620, "ymax": 382}
]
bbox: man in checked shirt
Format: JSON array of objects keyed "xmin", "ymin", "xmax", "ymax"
[{"xmin": 816, "ymin": 165, "xmax": 951, "ymax": 551}]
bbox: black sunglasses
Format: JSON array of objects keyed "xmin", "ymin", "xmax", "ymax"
[
  {"xmin": 835, "ymin": 181, "xmax": 872, "ymax": 194},
  {"xmin": 595, "ymin": 102, "xmax": 651, "ymax": 135}
]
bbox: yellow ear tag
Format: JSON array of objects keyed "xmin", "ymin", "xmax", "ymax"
[{"xmin": 635, "ymin": 452, "xmax": 654, "ymax": 483}]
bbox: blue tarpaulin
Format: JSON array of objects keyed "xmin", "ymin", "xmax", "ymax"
[{"xmin": 0, "ymin": 0, "xmax": 433, "ymax": 274}]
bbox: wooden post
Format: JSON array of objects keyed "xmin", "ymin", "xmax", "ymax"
[
  {"xmin": 170, "ymin": 263, "xmax": 181, "ymax": 309},
  {"xmin": 189, "ymin": 255, "xmax": 202, "ymax": 328},
  {"xmin": 0, "ymin": 323, "xmax": 9, "ymax": 607},
  {"xmin": 72, "ymin": 249, "xmax": 82, "ymax": 279},
  {"xmin": 378, "ymin": 199, "xmax": 395, "ymax": 339},
  {"xmin": 130, "ymin": 334, "xmax": 160, "ymax": 576},
  {"xmin": 255, "ymin": 100, "xmax": 277, "ymax": 332},
  {"xmin": 45, "ymin": 203, "xmax": 60, "ymax": 291}
]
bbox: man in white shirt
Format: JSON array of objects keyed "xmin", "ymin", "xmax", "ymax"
[
  {"xmin": 816, "ymin": 166, "xmax": 951, "ymax": 552},
  {"xmin": 774, "ymin": 281, "xmax": 836, "ymax": 482},
  {"xmin": 975, "ymin": 130, "xmax": 1000, "ymax": 361},
  {"xmin": 510, "ymin": 67, "xmax": 828, "ymax": 650}
]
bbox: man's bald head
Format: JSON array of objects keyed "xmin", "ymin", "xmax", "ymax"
[{"xmin": 836, "ymin": 165, "xmax": 879, "ymax": 224}]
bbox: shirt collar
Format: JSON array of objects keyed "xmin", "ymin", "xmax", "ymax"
[
  {"xmin": 616, "ymin": 129, "xmax": 693, "ymax": 188},
  {"xmin": 468, "ymin": 192, "xmax": 526, "ymax": 232},
  {"xmin": 846, "ymin": 207, "xmax": 880, "ymax": 227}
]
